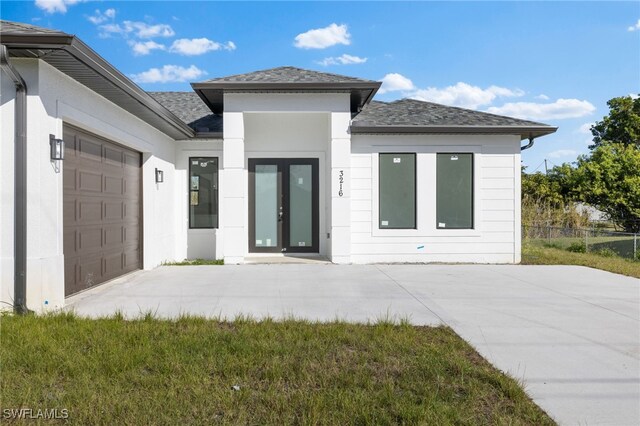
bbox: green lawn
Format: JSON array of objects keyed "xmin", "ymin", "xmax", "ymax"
[
  {"xmin": 1, "ymin": 314, "xmax": 554, "ymax": 425},
  {"xmin": 522, "ymin": 243, "xmax": 640, "ymax": 279},
  {"xmin": 525, "ymin": 235, "xmax": 636, "ymax": 258}
]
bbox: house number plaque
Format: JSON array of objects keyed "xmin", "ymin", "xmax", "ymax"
[{"xmin": 333, "ymin": 169, "xmax": 349, "ymax": 198}]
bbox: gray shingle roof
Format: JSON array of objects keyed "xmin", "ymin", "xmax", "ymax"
[
  {"xmin": 202, "ymin": 66, "xmax": 377, "ymax": 84},
  {"xmin": 353, "ymin": 99, "xmax": 549, "ymax": 127},
  {"xmin": 0, "ymin": 20, "xmax": 70, "ymax": 35},
  {"xmin": 148, "ymin": 92, "xmax": 222, "ymax": 133}
]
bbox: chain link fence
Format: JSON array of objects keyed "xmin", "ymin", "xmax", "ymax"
[{"xmin": 523, "ymin": 225, "xmax": 639, "ymax": 260}]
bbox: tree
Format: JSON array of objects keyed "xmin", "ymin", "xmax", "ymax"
[
  {"xmin": 590, "ymin": 96, "xmax": 640, "ymax": 149},
  {"xmin": 573, "ymin": 143, "xmax": 640, "ymax": 232}
]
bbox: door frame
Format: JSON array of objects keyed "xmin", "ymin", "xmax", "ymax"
[{"xmin": 248, "ymin": 158, "xmax": 319, "ymax": 254}]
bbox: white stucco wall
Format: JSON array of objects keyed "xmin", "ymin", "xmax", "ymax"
[
  {"xmin": 1, "ymin": 58, "xmax": 183, "ymax": 312},
  {"xmin": 350, "ymin": 134, "xmax": 522, "ymax": 264},
  {"xmin": 0, "ymin": 64, "xmax": 17, "ymax": 310}
]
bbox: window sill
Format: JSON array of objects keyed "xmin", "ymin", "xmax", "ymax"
[{"xmin": 372, "ymin": 227, "xmax": 481, "ymax": 238}]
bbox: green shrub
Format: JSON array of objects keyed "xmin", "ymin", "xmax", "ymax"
[
  {"xmin": 567, "ymin": 242, "xmax": 586, "ymax": 253},
  {"xmin": 595, "ymin": 248, "xmax": 617, "ymax": 258},
  {"xmin": 543, "ymin": 242, "xmax": 563, "ymax": 250}
]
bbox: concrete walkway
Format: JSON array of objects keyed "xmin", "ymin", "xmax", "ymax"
[{"xmin": 67, "ymin": 264, "xmax": 640, "ymax": 425}]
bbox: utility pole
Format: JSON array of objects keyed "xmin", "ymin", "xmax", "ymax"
[{"xmin": 544, "ymin": 159, "xmax": 548, "ymax": 175}]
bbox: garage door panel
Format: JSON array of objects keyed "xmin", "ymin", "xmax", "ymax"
[
  {"xmin": 78, "ymin": 170, "xmax": 103, "ymax": 192},
  {"xmin": 78, "ymin": 227, "xmax": 103, "ymax": 253},
  {"xmin": 124, "ymin": 152, "xmax": 140, "ymax": 168},
  {"xmin": 64, "ymin": 229, "xmax": 77, "ymax": 256},
  {"xmin": 104, "ymin": 175, "xmax": 124, "ymax": 195},
  {"xmin": 124, "ymin": 227, "xmax": 140, "ymax": 245},
  {"xmin": 78, "ymin": 198, "xmax": 102, "ymax": 224},
  {"xmin": 104, "ymin": 146, "xmax": 124, "ymax": 167},
  {"xmin": 64, "ymin": 124, "xmax": 141, "ymax": 296},
  {"xmin": 103, "ymin": 225, "xmax": 124, "ymax": 248},
  {"xmin": 65, "ymin": 261, "xmax": 78, "ymax": 294},
  {"xmin": 104, "ymin": 201, "xmax": 124, "ymax": 221},
  {"xmin": 64, "ymin": 199, "xmax": 77, "ymax": 225},
  {"xmin": 63, "ymin": 166, "xmax": 76, "ymax": 191},
  {"xmin": 103, "ymin": 252, "xmax": 124, "ymax": 278},
  {"xmin": 124, "ymin": 202, "xmax": 140, "ymax": 221},
  {"xmin": 124, "ymin": 249, "xmax": 141, "ymax": 269},
  {"xmin": 123, "ymin": 177, "xmax": 139, "ymax": 195},
  {"xmin": 78, "ymin": 255, "xmax": 103, "ymax": 288},
  {"xmin": 78, "ymin": 138, "xmax": 102, "ymax": 162},
  {"xmin": 64, "ymin": 134, "xmax": 78, "ymax": 158}
]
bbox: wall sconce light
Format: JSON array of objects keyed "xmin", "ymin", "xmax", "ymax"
[
  {"xmin": 49, "ymin": 134, "xmax": 64, "ymax": 160},
  {"xmin": 155, "ymin": 168, "xmax": 164, "ymax": 183}
]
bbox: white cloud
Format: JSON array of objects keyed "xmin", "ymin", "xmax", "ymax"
[
  {"xmin": 627, "ymin": 19, "xmax": 640, "ymax": 31},
  {"xmin": 130, "ymin": 65, "xmax": 206, "ymax": 83},
  {"xmin": 294, "ymin": 23, "xmax": 351, "ymax": 49},
  {"xmin": 410, "ymin": 82, "xmax": 524, "ymax": 109},
  {"xmin": 99, "ymin": 20, "xmax": 175, "ymax": 38},
  {"xmin": 577, "ymin": 122, "xmax": 595, "ymax": 145},
  {"xmin": 317, "ymin": 54, "xmax": 367, "ymax": 66},
  {"xmin": 535, "ymin": 94, "xmax": 550, "ymax": 100},
  {"xmin": 577, "ymin": 122, "xmax": 593, "ymax": 134},
  {"xmin": 87, "ymin": 8, "xmax": 116, "ymax": 25},
  {"xmin": 35, "ymin": 0, "xmax": 83, "ymax": 14},
  {"xmin": 169, "ymin": 38, "xmax": 236, "ymax": 56},
  {"xmin": 487, "ymin": 99, "xmax": 596, "ymax": 120},
  {"xmin": 378, "ymin": 73, "xmax": 415, "ymax": 94},
  {"xmin": 548, "ymin": 149, "xmax": 579, "ymax": 159},
  {"xmin": 129, "ymin": 40, "xmax": 165, "ymax": 56}
]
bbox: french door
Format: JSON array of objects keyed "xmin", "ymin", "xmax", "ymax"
[{"xmin": 248, "ymin": 158, "xmax": 319, "ymax": 253}]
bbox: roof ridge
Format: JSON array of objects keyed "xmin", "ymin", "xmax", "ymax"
[
  {"xmin": 0, "ymin": 19, "xmax": 71, "ymax": 36},
  {"xmin": 392, "ymin": 97, "xmax": 549, "ymax": 126},
  {"xmin": 201, "ymin": 65, "xmax": 378, "ymax": 84}
]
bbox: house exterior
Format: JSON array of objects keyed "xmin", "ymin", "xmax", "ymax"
[{"xmin": 0, "ymin": 20, "xmax": 557, "ymax": 312}]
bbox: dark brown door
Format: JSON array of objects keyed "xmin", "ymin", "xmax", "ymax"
[{"xmin": 63, "ymin": 124, "xmax": 142, "ymax": 296}]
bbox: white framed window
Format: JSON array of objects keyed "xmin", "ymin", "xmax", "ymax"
[
  {"xmin": 378, "ymin": 153, "xmax": 416, "ymax": 229},
  {"xmin": 436, "ymin": 153, "xmax": 474, "ymax": 229},
  {"xmin": 369, "ymin": 145, "xmax": 482, "ymax": 237}
]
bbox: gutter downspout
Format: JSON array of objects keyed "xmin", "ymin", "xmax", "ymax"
[
  {"xmin": 521, "ymin": 136, "xmax": 535, "ymax": 151},
  {"xmin": 0, "ymin": 45, "xmax": 28, "ymax": 314}
]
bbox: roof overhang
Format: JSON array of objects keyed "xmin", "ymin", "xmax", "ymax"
[
  {"xmin": 1, "ymin": 33, "xmax": 195, "ymax": 139},
  {"xmin": 349, "ymin": 124, "xmax": 558, "ymax": 140},
  {"xmin": 191, "ymin": 81, "xmax": 381, "ymax": 115}
]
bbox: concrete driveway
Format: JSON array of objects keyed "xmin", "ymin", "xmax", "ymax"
[{"xmin": 67, "ymin": 264, "xmax": 640, "ymax": 426}]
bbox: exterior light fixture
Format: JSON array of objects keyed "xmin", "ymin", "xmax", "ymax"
[
  {"xmin": 155, "ymin": 168, "xmax": 164, "ymax": 183},
  {"xmin": 49, "ymin": 134, "xmax": 64, "ymax": 160}
]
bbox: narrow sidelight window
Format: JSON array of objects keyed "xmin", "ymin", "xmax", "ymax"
[
  {"xmin": 436, "ymin": 153, "xmax": 473, "ymax": 229},
  {"xmin": 379, "ymin": 153, "xmax": 416, "ymax": 229},
  {"xmin": 189, "ymin": 157, "xmax": 218, "ymax": 228}
]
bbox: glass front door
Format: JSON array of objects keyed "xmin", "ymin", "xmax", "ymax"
[{"xmin": 249, "ymin": 159, "xmax": 319, "ymax": 253}]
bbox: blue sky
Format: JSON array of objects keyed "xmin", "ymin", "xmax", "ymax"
[{"xmin": 2, "ymin": 1, "xmax": 639, "ymax": 170}]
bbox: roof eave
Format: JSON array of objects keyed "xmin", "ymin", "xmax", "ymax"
[
  {"xmin": 349, "ymin": 125, "xmax": 558, "ymax": 139},
  {"xmin": 193, "ymin": 131, "xmax": 223, "ymax": 139},
  {"xmin": 0, "ymin": 32, "xmax": 74, "ymax": 47},
  {"xmin": 191, "ymin": 81, "xmax": 382, "ymax": 115},
  {"xmin": 2, "ymin": 33, "xmax": 195, "ymax": 139}
]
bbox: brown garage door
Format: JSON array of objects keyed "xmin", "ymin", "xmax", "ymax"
[{"xmin": 63, "ymin": 124, "xmax": 142, "ymax": 296}]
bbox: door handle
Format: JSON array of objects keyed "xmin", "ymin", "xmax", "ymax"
[{"xmin": 278, "ymin": 208, "xmax": 284, "ymax": 221}]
